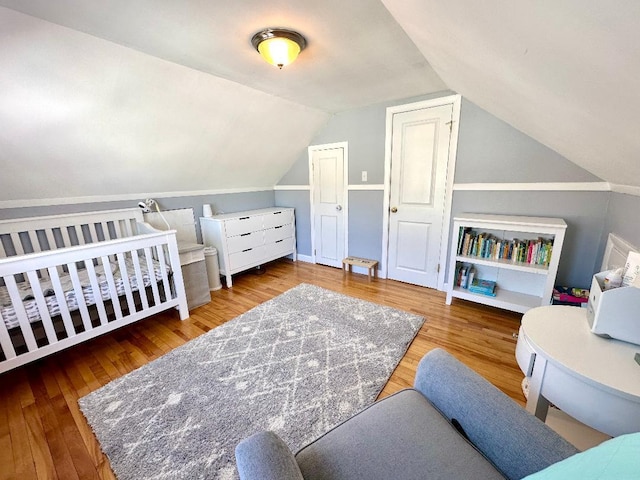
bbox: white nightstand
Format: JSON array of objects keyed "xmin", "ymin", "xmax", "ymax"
[{"xmin": 178, "ymin": 243, "xmax": 210, "ymax": 310}]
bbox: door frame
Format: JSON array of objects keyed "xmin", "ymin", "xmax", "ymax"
[
  {"xmin": 381, "ymin": 95, "xmax": 461, "ymax": 290},
  {"xmin": 308, "ymin": 141, "xmax": 349, "ymax": 265}
]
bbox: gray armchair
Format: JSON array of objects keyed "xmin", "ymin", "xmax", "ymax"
[{"xmin": 235, "ymin": 348, "xmax": 578, "ymax": 480}]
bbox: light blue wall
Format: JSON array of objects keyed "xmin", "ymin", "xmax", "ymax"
[
  {"xmin": 278, "ymin": 93, "xmax": 610, "ymax": 287},
  {"xmin": 601, "ymin": 192, "xmax": 640, "ymax": 260},
  {"xmin": 274, "ymin": 190, "xmax": 312, "ymax": 256},
  {"xmin": 279, "ymin": 91, "xmax": 456, "ymax": 186},
  {"xmin": 455, "ymin": 101, "xmax": 602, "ymax": 183},
  {"xmin": 348, "ymin": 191, "xmax": 385, "ymax": 262},
  {"xmin": 0, "ymin": 190, "xmax": 276, "ymax": 244}
]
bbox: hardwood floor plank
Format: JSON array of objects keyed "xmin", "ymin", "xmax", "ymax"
[
  {"xmin": 0, "ymin": 259, "xmax": 529, "ymax": 479},
  {"xmin": 23, "ymin": 402, "xmax": 58, "ymax": 480}
]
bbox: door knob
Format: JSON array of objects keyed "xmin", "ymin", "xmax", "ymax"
[
  {"xmin": 390, "ymin": 207, "xmax": 398, "ymax": 213},
  {"xmin": 336, "ymin": 205, "xmax": 342, "ymax": 211}
]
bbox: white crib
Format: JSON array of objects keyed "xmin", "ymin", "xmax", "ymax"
[{"xmin": 0, "ymin": 208, "xmax": 189, "ymax": 374}]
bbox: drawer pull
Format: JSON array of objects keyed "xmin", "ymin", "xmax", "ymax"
[
  {"xmin": 274, "ymin": 225, "xmax": 282, "ymax": 229},
  {"xmin": 242, "ymin": 248, "xmax": 253, "ymax": 252},
  {"xmin": 273, "ymin": 211, "xmax": 282, "ymax": 215},
  {"xmin": 239, "ymin": 216, "xmax": 250, "ymax": 220},
  {"xmin": 240, "ymin": 233, "xmax": 252, "ymax": 236},
  {"xmin": 275, "ymin": 240, "xmax": 283, "ymax": 243}
]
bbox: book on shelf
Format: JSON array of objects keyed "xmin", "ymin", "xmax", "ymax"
[
  {"xmin": 468, "ymin": 278, "xmax": 497, "ymax": 296},
  {"xmin": 454, "ymin": 263, "xmax": 475, "ymax": 289},
  {"xmin": 456, "ymin": 228, "xmax": 554, "ymax": 267}
]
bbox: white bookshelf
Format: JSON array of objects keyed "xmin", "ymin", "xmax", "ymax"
[{"xmin": 445, "ymin": 214, "xmax": 567, "ymax": 313}]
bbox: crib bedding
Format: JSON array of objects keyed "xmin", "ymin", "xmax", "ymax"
[{"xmin": 0, "ymin": 257, "xmax": 166, "ymax": 330}]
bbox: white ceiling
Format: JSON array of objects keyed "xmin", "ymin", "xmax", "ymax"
[
  {"xmin": 0, "ymin": 0, "xmax": 446, "ymax": 113},
  {"xmin": 382, "ymin": 0, "xmax": 640, "ymax": 188},
  {"xmin": 1, "ymin": 0, "xmax": 639, "ymax": 204}
]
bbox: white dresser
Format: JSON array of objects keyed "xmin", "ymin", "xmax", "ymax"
[{"xmin": 200, "ymin": 207, "xmax": 296, "ymax": 287}]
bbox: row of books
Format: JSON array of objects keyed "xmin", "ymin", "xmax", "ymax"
[
  {"xmin": 456, "ymin": 227, "xmax": 554, "ymax": 267},
  {"xmin": 453, "ymin": 263, "xmax": 497, "ymax": 296}
]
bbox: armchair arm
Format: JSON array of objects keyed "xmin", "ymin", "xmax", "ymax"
[
  {"xmin": 235, "ymin": 431, "xmax": 304, "ymax": 480},
  {"xmin": 414, "ymin": 349, "xmax": 578, "ymax": 480}
]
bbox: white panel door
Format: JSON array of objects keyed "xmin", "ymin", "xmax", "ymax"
[
  {"xmin": 312, "ymin": 147, "xmax": 345, "ymax": 268},
  {"xmin": 387, "ymin": 104, "xmax": 453, "ymax": 287}
]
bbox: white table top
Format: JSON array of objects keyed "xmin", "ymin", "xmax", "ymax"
[{"xmin": 522, "ymin": 306, "xmax": 640, "ymax": 401}]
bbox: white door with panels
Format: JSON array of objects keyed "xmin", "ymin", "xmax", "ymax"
[
  {"xmin": 386, "ymin": 103, "xmax": 454, "ymax": 287},
  {"xmin": 310, "ymin": 145, "xmax": 346, "ymax": 268}
]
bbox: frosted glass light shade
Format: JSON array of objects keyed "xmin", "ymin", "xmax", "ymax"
[
  {"xmin": 258, "ymin": 37, "xmax": 300, "ymax": 69},
  {"xmin": 251, "ymin": 28, "xmax": 307, "ymax": 69}
]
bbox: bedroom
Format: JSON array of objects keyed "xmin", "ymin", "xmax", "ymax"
[{"xmin": 1, "ymin": 1, "xmax": 639, "ymax": 479}]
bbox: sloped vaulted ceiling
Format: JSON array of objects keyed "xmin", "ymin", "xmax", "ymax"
[
  {"xmin": 381, "ymin": 0, "xmax": 640, "ymax": 188},
  {"xmin": 1, "ymin": 0, "xmax": 639, "ymax": 206},
  {"xmin": 0, "ymin": 1, "xmax": 446, "ymax": 204}
]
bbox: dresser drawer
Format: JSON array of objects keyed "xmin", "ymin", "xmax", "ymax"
[
  {"xmin": 229, "ymin": 245, "xmax": 266, "ymax": 271},
  {"xmin": 225, "ymin": 215, "xmax": 263, "ymax": 237},
  {"xmin": 264, "ymin": 223, "xmax": 294, "ymax": 244},
  {"xmin": 227, "ymin": 231, "xmax": 264, "ymax": 254},
  {"xmin": 266, "ymin": 238, "xmax": 294, "ymax": 259},
  {"xmin": 263, "ymin": 209, "xmax": 293, "ymax": 229}
]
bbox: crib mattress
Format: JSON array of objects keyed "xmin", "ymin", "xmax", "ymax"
[{"xmin": 0, "ymin": 258, "xmax": 166, "ymax": 330}]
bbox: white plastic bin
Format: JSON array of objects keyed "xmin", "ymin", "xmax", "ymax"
[{"xmin": 204, "ymin": 247, "xmax": 222, "ymax": 291}]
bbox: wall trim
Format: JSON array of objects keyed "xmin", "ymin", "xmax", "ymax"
[
  {"xmin": 0, "ymin": 187, "xmax": 274, "ymax": 209},
  {"xmin": 273, "ymin": 185, "xmax": 310, "ymax": 191},
  {"xmin": 453, "ymin": 182, "xmax": 611, "ymax": 192},
  {"xmin": 296, "ymin": 254, "xmax": 313, "ymax": 263},
  {"xmin": 347, "ymin": 184, "xmax": 385, "ymax": 191},
  {"xmin": 7, "ymin": 180, "xmax": 631, "ymax": 211},
  {"xmin": 610, "ymin": 183, "xmax": 640, "ymax": 196}
]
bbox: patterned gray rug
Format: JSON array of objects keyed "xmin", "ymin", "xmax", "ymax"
[{"xmin": 79, "ymin": 283, "xmax": 425, "ymax": 479}]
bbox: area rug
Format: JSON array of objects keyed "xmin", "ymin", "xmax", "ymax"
[{"xmin": 79, "ymin": 283, "xmax": 425, "ymax": 479}]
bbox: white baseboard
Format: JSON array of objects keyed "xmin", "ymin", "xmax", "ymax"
[{"xmin": 296, "ymin": 254, "xmax": 313, "ymax": 263}]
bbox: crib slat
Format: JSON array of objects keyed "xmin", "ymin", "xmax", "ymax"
[
  {"xmin": 113, "ymin": 220, "xmax": 124, "ymax": 239},
  {"xmin": 0, "ymin": 275, "xmax": 18, "ymax": 358},
  {"xmin": 130, "ymin": 250, "xmax": 149, "ymax": 310},
  {"xmin": 4, "ymin": 276, "xmax": 38, "ymax": 352},
  {"xmin": 84, "ymin": 261, "xmax": 109, "ymax": 326},
  {"xmin": 60, "ymin": 226, "xmax": 73, "ymax": 248},
  {"xmin": 0, "ymin": 306, "xmax": 16, "ymax": 359},
  {"xmin": 156, "ymin": 246, "xmax": 171, "ymax": 303},
  {"xmin": 100, "ymin": 255, "xmax": 122, "ymax": 320},
  {"xmin": 27, "ymin": 231, "xmax": 40, "ymax": 253},
  {"xmin": 44, "ymin": 228, "xmax": 57, "ymax": 250},
  {"xmin": 67, "ymin": 263, "xmax": 93, "ymax": 333},
  {"xmin": 48, "ymin": 267, "xmax": 77, "ymax": 339},
  {"xmin": 26, "ymin": 231, "xmax": 51, "ymax": 280},
  {"xmin": 25, "ymin": 270, "xmax": 58, "ymax": 345},
  {"xmin": 0, "ymin": 237, "xmax": 8, "ymax": 259},
  {"xmin": 44, "ymin": 229, "xmax": 66, "ymax": 276},
  {"xmin": 116, "ymin": 253, "xmax": 136, "ymax": 314},
  {"xmin": 73, "ymin": 225, "xmax": 86, "ymax": 246},
  {"xmin": 143, "ymin": 247, "xmax": 161, "ymax": 306},
  {"xmin": 87, "ymin": 223, "xmax": 100, "ymax": 244},
  {"xmin": 100, "ymin": 222, "xmax": 111, "ymax": 240},
  {"xmin": 10, "ymin": 233, "xmax": 25, "ymax": 256}
]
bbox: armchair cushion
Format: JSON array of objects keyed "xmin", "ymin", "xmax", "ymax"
[
  {"xmin": 295, "ymin": 389, "xmax": 504, "ymax": 480},
  {"xmin": 414, "ymin": 349, "xmax": 579, "ymax": 480},
  {"xmin": 236, "ymin": 431, "xmax": 304, "ymax": 480}
]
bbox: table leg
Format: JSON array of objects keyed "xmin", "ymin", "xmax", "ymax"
[{"xmin": 526, "ymin": 355, "xmax": 550, "ymax": 422}]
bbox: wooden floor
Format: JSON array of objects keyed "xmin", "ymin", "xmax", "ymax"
[{"xmin": 0, "ymin": 259, "xmax": 526, "ymax": 480}]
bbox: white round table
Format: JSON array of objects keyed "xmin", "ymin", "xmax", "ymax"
[{"xmin": 516, "ymin": 305, "xmax": 640, "ymax": 436}]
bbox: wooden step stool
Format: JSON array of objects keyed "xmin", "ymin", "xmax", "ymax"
[{"xmin": 342, "ymin": 256, "xmax": 378, "ymax": 280}]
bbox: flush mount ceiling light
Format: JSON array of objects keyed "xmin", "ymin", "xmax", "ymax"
[{"xmin": 251, "ymin": 28, "xmax": 307, "ymax": 69}]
